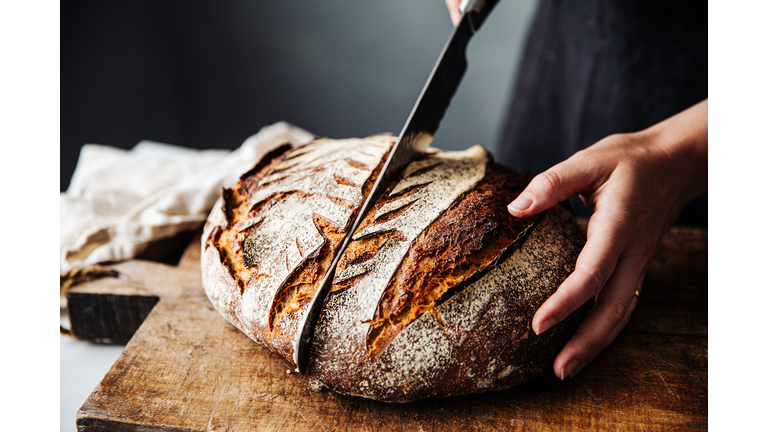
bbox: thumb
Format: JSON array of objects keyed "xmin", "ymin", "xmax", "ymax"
[{"xmin": 508, "ymin": 157, "xmax": 601, "ymax": 218}]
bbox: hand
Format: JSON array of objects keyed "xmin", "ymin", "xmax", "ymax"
[
  {"xmin": 507, "ymin": 100, "xmax": 708, "ymax": 379},
  {"xmin": 445, "ymin": 0, "xmax": 462, "ymax": 26}
]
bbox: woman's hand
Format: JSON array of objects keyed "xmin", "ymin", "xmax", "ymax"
[{"xmin": 507, "ymin": 100, "xmax": 708, "ymax": 379}]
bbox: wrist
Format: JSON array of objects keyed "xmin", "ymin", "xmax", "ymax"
[{"xmin": 639, "ymin": 100, "xmax": 708, "ymax": 204}]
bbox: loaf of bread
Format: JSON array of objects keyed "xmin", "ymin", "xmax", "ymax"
[{"xmin": 201, "ymin": 135, "xmax": 588, "ymax": 403}]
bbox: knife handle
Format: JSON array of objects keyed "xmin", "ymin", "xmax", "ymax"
[{"xmin": 463, "ymin": 0, "xmax": 500, "ymax": 32}]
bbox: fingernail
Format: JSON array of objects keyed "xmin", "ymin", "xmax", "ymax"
[
  {"xmin": 561, "ymin": 359, "xmax": 579, "ymax": 380},
  {"xmin": 570, "ymin": 362, "xmax": 587, "ymax": 379},
  {"xmin": 535, "ymin": 318, "xmax": 556, "ymax": 335},
  {"xmin": 508, "ymin": 192, "xmax": 533, "ymax": 212}
]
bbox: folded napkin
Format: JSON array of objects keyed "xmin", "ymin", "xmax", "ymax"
[{"xmin": 60, "ymin": 122, "xmax": 315, "ymax": 271}]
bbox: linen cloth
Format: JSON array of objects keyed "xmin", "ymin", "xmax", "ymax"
[{"xmin": 60, "ymin": 122, "xmax": 315, "ymax": 271}]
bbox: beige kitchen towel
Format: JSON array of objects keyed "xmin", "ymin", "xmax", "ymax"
[{"xmin": 60, "ymin": 122, "xmax": 315, "ymax": 271}]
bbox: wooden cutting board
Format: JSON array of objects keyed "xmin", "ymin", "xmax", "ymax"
[{"xmin": 68, "ymin": 224, "xmax": 707, "ymax": 431}]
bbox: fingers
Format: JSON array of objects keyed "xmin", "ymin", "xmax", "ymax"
[
  {"xmin": 445, "ymin": 0, "xmax": 462, "ymax": 26},
  {"xmin": 507, "ymin": 133, "xmax": 668, "ymax": 380},
  {"xmin": 531, "ymin": 212, "xmax": 631, "ymax": 335},
  {"xmin": 552, "ymin": 254, "xmax": 648, "ymax": 379},
  {"xmin": 507, "ymin": 152, "xmax": 610, "ymax": 218}
]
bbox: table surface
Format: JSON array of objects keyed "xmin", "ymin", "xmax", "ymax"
[{"xmin": 62, "ymin": 225, "xmax": 707, "ymax": 431}]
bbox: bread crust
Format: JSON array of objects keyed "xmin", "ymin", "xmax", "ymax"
[
  {"xmin": 305, "ymin": 149, "xmax": 588, "ymax": 403},
  {"xmin": 201, "ymin": 137, "xmax": 588, "ymax": 402},
  {"xmin": 201, "ymin": 135, "xmax": 395, "ymax": 368}
]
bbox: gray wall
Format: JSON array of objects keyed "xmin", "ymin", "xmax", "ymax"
[{"xmin": 61, "ymin": 1, "xmax": 536, "ymax": 190}]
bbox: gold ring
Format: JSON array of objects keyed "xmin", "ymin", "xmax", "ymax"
[{"xmin": 634, "ymin": 289, "xmax": 641, "ymax": 299}]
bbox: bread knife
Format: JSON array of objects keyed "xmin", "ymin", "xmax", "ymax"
[{"xmin": 294, "ymin": 0, "xmax": 500, "ymax": 372}]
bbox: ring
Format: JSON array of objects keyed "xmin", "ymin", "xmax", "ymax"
[{"xmin": 634, "ymin": 289, "xmax": 641, "ymax": 299}]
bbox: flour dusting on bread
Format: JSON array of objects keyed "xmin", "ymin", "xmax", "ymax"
[
  {"xmin": 201, "ymin": 135, "xmax": 394, "ymax": 366},
  {"xmin": 201, "ymin": 135, "xmax": 589, "ymax": 402}
]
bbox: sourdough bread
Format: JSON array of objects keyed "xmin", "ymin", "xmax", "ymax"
[{"xmin": 201, "ymin": 135, "xmax": 588, "ymax": 402}]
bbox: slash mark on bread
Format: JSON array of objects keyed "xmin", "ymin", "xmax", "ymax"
[{"xmin": 345, "ymin": 168, "xmax": 537, "ymax": 357}]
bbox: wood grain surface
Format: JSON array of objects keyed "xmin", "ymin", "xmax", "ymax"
[{"xmin": 70, "ymin": 225, "xmax": 707, "ymax": 431}]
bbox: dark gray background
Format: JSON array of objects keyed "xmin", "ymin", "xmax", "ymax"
[{"xmin": 61, "ymin": 0, "xmax": 537, "ymax": 191}]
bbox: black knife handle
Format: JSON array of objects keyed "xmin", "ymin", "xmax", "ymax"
[{"xmin": 464, "ymin": 0, "xmax": 500, "ymax": 32}]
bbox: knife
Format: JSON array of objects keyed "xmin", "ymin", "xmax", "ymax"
[{"xmin": 294, "ymin": 0, "xmax": 500, "ymax": 372}]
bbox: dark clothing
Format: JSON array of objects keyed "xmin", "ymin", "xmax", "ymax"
[{"xmin": 497, "ymin": 0, "xmax": 707, "ymax": 227}]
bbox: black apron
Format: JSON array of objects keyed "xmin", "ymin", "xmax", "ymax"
[{"xmin": 497, "ymin": 0, "xmax": 707, "ymax": 227}]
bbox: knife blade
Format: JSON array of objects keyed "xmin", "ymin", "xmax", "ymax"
[{"xmin": 294, "ymin": 0, "xmax": 499, "ymax": 372}]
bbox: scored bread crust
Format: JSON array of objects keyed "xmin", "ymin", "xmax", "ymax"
[
  {"xmin": 304, "ymin": 148, "xmax": 588, "ymax": 403},
  {"xmin": 201, "ymin": 136, "xmax": 588, "ymax": 402},
  {"xmin": 201, "ymin": 135, "xmax": 395, "ymax": 368}
]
